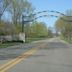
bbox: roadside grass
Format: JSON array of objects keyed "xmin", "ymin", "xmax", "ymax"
[
  {"xmin": 60, "ymin": 36, "xmax": 72, "ymax": 44},
  {"xmin": 0, "ymin": 41, "xmax": 22, "ymax": 48},
  {"xmin": 0, "ymin": 37, "xmax": 49, "ymax": 48},
  {"xmin": 64, "ymin": 39, "xmax": 72, "ymax": 44},
  {"xmin": 25, "ymin": 37, "xmax": 48, "ymax": 43}
]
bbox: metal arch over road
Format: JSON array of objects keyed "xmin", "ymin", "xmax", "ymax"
[
  {"xmin": 22, "ymin": 10, "xmax": 72, "ymax": 23},
  {"xmin": 29, "ymin": 15, "xmax": 72, "ymax": 22},
  {"xmin": 24, "ymin": 10, "xmax": 72, "ymax": 17}
]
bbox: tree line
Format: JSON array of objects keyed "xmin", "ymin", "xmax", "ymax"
[
  {"xmin": 55, "ymin": 10, "xmax": 72, "ymax": 43},
  {"xmin": 0, "ymin": 0, "xmax": 53, "ymax": 41}
]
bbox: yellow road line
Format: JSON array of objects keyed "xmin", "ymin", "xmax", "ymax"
[
  {"xmin": 0, "ymin": 43, "xmax": 46, "ymax": 72},
  {"xmin": 1, "ymin": 48, "xmax": 38, "ymax": 72}
]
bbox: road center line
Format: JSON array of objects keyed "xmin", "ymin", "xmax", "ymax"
[{"xmin": 0, "ymin": 43, "xmax": 46, "ymax": 72}]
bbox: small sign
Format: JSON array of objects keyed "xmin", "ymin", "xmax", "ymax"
[{"xmin": 19, "ymin": 33, "xmax": 25, "ymax": 42}]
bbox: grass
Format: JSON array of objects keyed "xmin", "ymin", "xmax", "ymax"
[
  {"xmin": 25, "ymin": 37, "xmax": 48, "ymax": 43},
  {"xmin": 64, "ymin": 39, "xmax": 72, "ymax": 44},
  {"xmin": 61, "ymin": 36, "xmax": 72, "ymax": 44},
  {"xmin": 0, "ymin": 41, "xmax": 22, "ymax": 48},
  {"xmin": 0, "ymin": 37, "xmax": 49, "ymax": 48}
]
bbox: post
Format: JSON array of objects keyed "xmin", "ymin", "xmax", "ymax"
[
  {"xmin": 22, "ymin": 15, "xmax": 24, "ymax": 32},
  {"xmin": 19, "ymin": 15, "xmax": 25, "ymax": 43}
]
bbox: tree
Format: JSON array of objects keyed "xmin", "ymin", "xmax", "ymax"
[
  {"xmin": 55, "ymin": 10, "xmax": 72, "ymax": 42},
  {"xmin": 0, "ymin": 0, "xmax": 11, "ymax": 20},
  {"xmin": 0, "ymin": 21, "xmax": 18, "ymax": 35},
  {"xmin": 7, "ymin": 0, "xmax": 35, "ymax": 25},
  {"xmin": 48, "ymin": 27, "xmax": 53, "ymax": 38},
  {"xmin": 0, "ymin": 0, "xmax": 35, "ymax": 35},
  {"xmin": 30, "ymin": 22, "xmax": 48, "ymax": 38}
]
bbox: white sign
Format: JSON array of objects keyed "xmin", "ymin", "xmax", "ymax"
[{"xmin": 19, "ymin": 33, "xmax": 25, "ymax": 42}]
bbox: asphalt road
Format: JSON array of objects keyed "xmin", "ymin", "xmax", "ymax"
[{"xmin": 0, "ymin": 38, "xmax": 72, "ymax": 72}]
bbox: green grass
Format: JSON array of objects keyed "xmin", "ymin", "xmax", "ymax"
[
  {"xmin": 64, "ymin": 39, "xmax": 72, "ymax": 44},
  {"xmin": 25, "ymin": 37, "xmax": 48, "ymax": 43},
  {"xmin": 0, "ymin": 42, "xmax": 22, "ymax": 48},
  {"xmin": 60, "ymin": 36, "xmax": 72, "ymax": 44},
  {"xmin": 0, "ymin": 37, "xmax": 49, "ymax": 48}
]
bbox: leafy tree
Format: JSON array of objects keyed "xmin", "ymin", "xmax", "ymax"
[
  {"xmin": 0, "ymin": 21, "xmax": 19, "ymax": 35},
  {"xmin": 48, "ymin": 27, "xmax": 53, "ymax": 38},
  {"xmin": 55, "ymin": 10, "xmax": 72, "ymax": 42},
  {"xmin": 0, "ymin": 0, "xmax": 35, "ymax": 35},
  {"xmin": 30, "ymin": 22, "xmax": 48, "ymax": 38}
]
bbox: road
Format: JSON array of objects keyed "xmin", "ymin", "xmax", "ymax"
[{"xmin": 0, "ymin": 38, "xmax": 72, "ymax": 72}]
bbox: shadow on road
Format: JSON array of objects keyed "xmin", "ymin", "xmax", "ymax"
[
  {"xmin": 0, "ymin": 53, "xmax": 46, "ymax": 60},
  {"xmin": 39, "ymin": 42, "xmax": 69, "ymax": 50},
  {"xmin": 0, "ymin": 41, "xmax": 69, "ymax": 60}
]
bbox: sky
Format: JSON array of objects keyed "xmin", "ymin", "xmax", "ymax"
[
  {"xmin": 1, "ymin": 0, "xmax": 72, "ymax": 28},
  {"xmin": 29, "ymin": 0, "xmax": 72, "ymax": 27}
]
